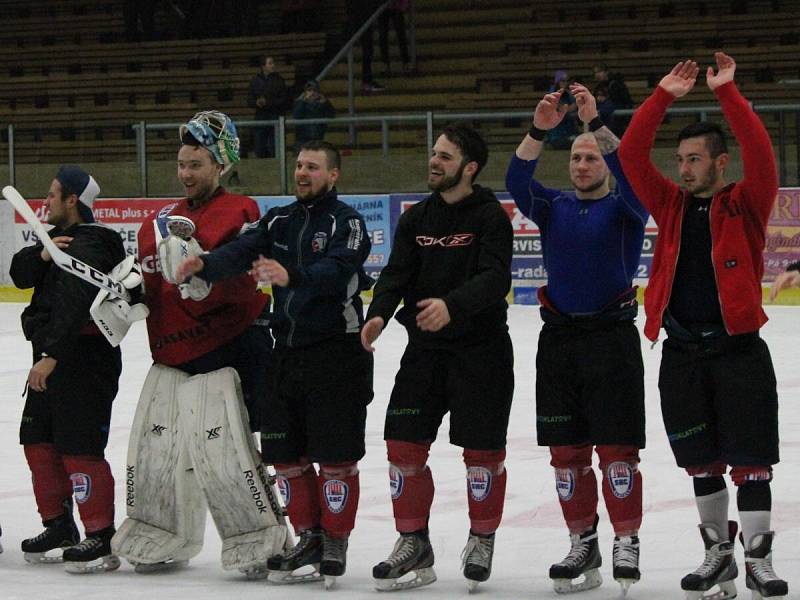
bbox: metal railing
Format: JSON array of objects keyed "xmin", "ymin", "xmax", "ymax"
[{"xmin": 5, "ymin": 103, "xmax": 800, "ymax": 194}]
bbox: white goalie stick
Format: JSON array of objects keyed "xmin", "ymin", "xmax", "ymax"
[{"xmin": 3, "ymin": 185, "xmax": 130, "ymax": 301}]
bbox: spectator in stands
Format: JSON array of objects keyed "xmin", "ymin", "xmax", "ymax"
[
  {"xmin": 248, "ymin": 55, "xmax": 289, "ymax": 158},
  {"xmin": 292, "ymin": 79, "xmax": 336, "ymax": 149},
  {"xmin": 546, "ymin": 70, "xmax": 579, "ymax": 150},
  {"xmin": 594, "ymin": 83, "xmax": 617, "ymax": 133},
  {"xmin": 346, "ymin": 0, "xmax": 386, "ymax": 92},
  {"xmin": 593, "ymin": 64, "xmax": 634, "ymax": 136},
  {"xmin": 123, "ymin": 0, "xmax": 157, "ymax": 41},
  {"xmin": 379, "ymin": 0, "xmax": 412, "ymax": 76},
  {"xmin": 282, "ymin": 0, "xmax": 323, "ymax": 33}
]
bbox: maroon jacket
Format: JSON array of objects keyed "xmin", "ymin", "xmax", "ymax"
[{"xmin": 618, "ymin": 82, "xmax": 777, "ymax": 341}]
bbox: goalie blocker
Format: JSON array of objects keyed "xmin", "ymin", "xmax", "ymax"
[{"xmin": 112, "ymin": 365, "xmax": 290, "ymax": 576}]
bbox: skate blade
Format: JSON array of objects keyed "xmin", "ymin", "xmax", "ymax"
[
  {"xmin": 617, "ymin": 577, "xmax": 638, "ymax": 596},
  {"xmin": 133, "ymin": 559, "xmax": 189, "ymax": 574},
  {"xmin": 684, "ymin": 579, "xmax": 738, "ymax": 600},
  {"xmin": 553, "ymin": 568, "xmax": 603, "ymax": 594},
  {"xmin": 267, "ymin": 563, "xmax": 322, "ymax": 585},
  {"xmin": 24, "ymin": 550, "xmax": 67, "ymax": 564},
  {"xmin": 324, "ymin": 575, "xmax": 338, "ymax": 590},
  {"xmin": 467, "ymin": 579, "xmax": 480, "ymax": 593},
  {"xmin": 64, "ymin": 555, "xmax": 121, "ymax": 574},
  {"xmin": 375, "ymin": 567, "xmax": 437, "ymax": 592}
]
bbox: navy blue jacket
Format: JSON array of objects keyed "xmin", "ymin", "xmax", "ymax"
[{"xmin": 199, "ymin": 189, "xmax": 372, "ymax": 348}]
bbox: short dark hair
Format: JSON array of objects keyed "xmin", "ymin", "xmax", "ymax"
[
  {"xmin": 677, "ymin": 121, "xmax": 728, "ymax": 158},
  {"xmin": 440, "ymin": 122, "xmax": 489, "ymax": 181},
  {"xmin": 299, "ymin": 140, "xmax": 341, "ymax": 170}
]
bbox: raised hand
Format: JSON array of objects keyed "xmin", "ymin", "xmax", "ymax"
[
  {"xmin": 532, "ymin": 91, "xmax": 567, "ymax": 130},
  {"xmin": 658, "ymin": 60, "xmax": 699, "ymax": 98},
  {"xmin": 570, "ymin": 83, "xmax": 599, "ymax": 123},
  {"xmin": 251, "ymin": 255, "xmax": 289, "ymax": 287},
  {"xmin": 706, "ymin": 51, "xmax": 736, "ymax": 91}
]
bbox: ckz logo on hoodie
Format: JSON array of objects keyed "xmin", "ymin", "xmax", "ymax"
[{"xmin": 415, "ymin": 233, "xmax": 475, "ymax": 247}]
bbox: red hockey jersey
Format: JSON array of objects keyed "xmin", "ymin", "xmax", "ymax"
[{"xmin": 138, "ymin": 188, "xmax": 268, "ymax": 365}]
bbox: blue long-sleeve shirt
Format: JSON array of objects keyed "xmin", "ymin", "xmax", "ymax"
[{"xmin": 506, "ymin": 151, "xmax": 648, "ymax": 314}]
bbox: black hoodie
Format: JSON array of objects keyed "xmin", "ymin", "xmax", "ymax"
[{"xmin": 367, "ymin": 185, "xmax": 513, "ymax": 347}]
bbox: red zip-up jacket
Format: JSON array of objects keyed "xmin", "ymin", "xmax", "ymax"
[{"xmin": 618, "ymin": 82, "xmax": 777, "ymax": 341}]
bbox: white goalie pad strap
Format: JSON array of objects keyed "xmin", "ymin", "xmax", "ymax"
[
  {"xmin": 179, "ymin": 276, "xmax": 212, "ymax": 302},
  {"xmin": 177, "ymin": 367, "xmax": 289, "ymax": 571},
  {"xmin": 111, "ymin": 364, "xmax": 207, "ymax": 564}
]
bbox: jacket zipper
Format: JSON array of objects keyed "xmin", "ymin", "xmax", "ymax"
[
  {"xmin": 657, "ymin": 197, "xmax": 683, "ymax": 345},
  {"xmin": 707, "ymin": 193, "xmax": 730, "ymax": 334},
  {"xmin": 285, "ymin": 205, "xmax": 309, "ymax": 347}
]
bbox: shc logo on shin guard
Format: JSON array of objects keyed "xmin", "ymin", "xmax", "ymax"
[
  {"xmin": 389, "ymin": 465, "xmax": 404, "ymax": 500},
  {"xmin": 70, "ymin": 473, "xmax": 92, "ymax": 504},
  {"xmin": 555, "ymin": 468, "xmax": 575, "ymax": 501},
  {"xmin": 276, "ymin": 475, "xmax": 290, "ymax": 507},
  {"xmin": 467, "ymin": 467, "xmax": 492, "ymax": 502},
  {"xmin": 323, "ymin": 479, "xmax": 349, "ymax": 514},
  {"xmin": 607, "ymin": 462, "xmax": 635, "ymax": 499}
]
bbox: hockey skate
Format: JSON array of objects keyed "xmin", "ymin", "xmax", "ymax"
[
  {"xmin": 21, "ymin": 500, "xmax": 80, "ymax": 564},
  {"xmin": 63, "ymin": 526, "xmax": 121, "ymax": 574},
  {"xmin": 612, "ymin": 535, "xmax": 640, "ymax": 596},
  {"xmin": 741, "ymin": 531, "xmax": 788, "ymax": 599},
  {"xmin": 373, "ymin": 529, "xmax": 436, "ymax": 592},
  {"xmin": 320, "ymin": 532, "xmax": 348, "ymax": 590},
  {"xmin": 549, "ymin": 517, "xmax": 602, "ymax": 594},
  {"xmin": 267, "ymin": 528, "xmax": 323, "ymax": 584},
  {"xmin": 681, "ymin": 521, "xmax": 738, "ymax": 600},
  {"xmin": 461, "ymin": 531, "xmax": 495, "ymax": 593}
]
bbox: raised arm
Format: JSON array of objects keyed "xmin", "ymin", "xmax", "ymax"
[
  {"xmin": 708, "ymin": 52, "xmax": 778, "ymax": 221},
  {"xmin": 506, "ymin": 92, "xmax": 565, "ymax": 223},
  {"xmin": 618, "ymin": 61, "xmax": 699, "ymax": 220}
]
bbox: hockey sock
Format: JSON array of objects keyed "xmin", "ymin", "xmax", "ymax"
[
  {"xmin": 386, "ymin": 440, "xmax": 434, "ymax": 533},
  {"xmin": 62, "ymin": 455, "xmax": 115, "ymax": 533},
  {"xmin": 693, "ymin": 475, "xmax": 729, "ymax": 541},
  {"xmin": 275, "ymin": 462, "xmax": 321, "ymax": 533},
  {"xmin": 550, "ymin": 445, "xmax": 597, "ymax": 534},
  {"xmin": 23, "ymin": 443, "xmax": 73, "ymax": 522},
  {"xmin": 735, "ymin": 471, "xmax": 772, "ymax": 549},
  {"xmin": 463, "ymin": 448, "xmax": 507, "ymax": 534},
  {"xmin": 319, "ymin": 462, "xmax": 360, "ymax": 538},
  {"xmin": 598, "ymin": 445, "xmax": 642, "ymax": 536}
]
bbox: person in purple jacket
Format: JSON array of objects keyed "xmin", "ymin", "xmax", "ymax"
[{"xmin": 506, "ymin": 84, "xmax": 648, "ymax": 596}]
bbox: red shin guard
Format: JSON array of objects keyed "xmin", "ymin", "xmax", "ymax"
[
  {"xmin": 386, "ymin": 440, "xmax": 434, "ymax": 533},
  {"xmin": 319, "ymin": 462, "xmax": 360, "ymax": 538},
  {"xmin": 550, "ymin": 445, "xmax": 598, "ymax": 533},
  {"xmin": 23, "ymin": 443, "xmax": 73, "ymax": 522},
  {"xmin": 61, "ymin": 454, "xmax": 115, "ymax": 533},
  {"xmin": 597, "ymin": 445, "xmax": 642, "ymax": 535},
  {"xmin": 463, "ymin": 448, "xmax": 507, "ymax": 534},
  {"xmin": 275, "ymin": 462, "xmax": 321, "ymax": 533}
]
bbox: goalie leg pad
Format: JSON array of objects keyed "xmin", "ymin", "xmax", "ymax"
[
  {"xmin": 111, "ymin": 364, "xmax": 207, "ymax": 565},
  {"xmin": 177, "ymin": 367, "xmax": 289, "ymax": 571}
]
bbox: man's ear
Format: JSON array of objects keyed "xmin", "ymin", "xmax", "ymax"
[{"xmin": 716, "ymin": 152, "xmax": 730, "ymax": 172}]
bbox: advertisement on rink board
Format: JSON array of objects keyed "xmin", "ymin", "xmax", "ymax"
[{"xmin": 9, "ymin": 189, "xmax": 800, "ymax": 304}]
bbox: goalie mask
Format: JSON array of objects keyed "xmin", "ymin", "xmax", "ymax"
[{"xmin": 179, "ymin": 111, "xmax": 241, "ymax": 175}]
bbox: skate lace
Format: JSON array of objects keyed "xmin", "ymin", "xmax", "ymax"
[
  {"xmin": 286, "ymin": 530, "xmax": 319, "ymax": 560},
  {"xmin": 748, "ymin": 555, "xmax": 781, "ymax": 582},
  {"xmin": 71, "ymin": 536, "xmax": 103, "ymax": 553},
  {"xmin": 692, "ymin": 541, "xmax": 733, "ymax": 577},
  {"xmin": 322, "ymin": 536, "xmax": 346, "ymax": 562},
  {"xmin": 613, "ymin": 537, "xmax": 639, "ymax": 570},
  {"xmin": 383, "ymin": 534, "xmax": 419, "ymax": 567},
  {"xmin": 560, "ymin": 532, "xmax": 596, "ymax": 568},
  {"xmin": 461, "ymin": 534, "xmax": 494, "ymax": 569}
]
